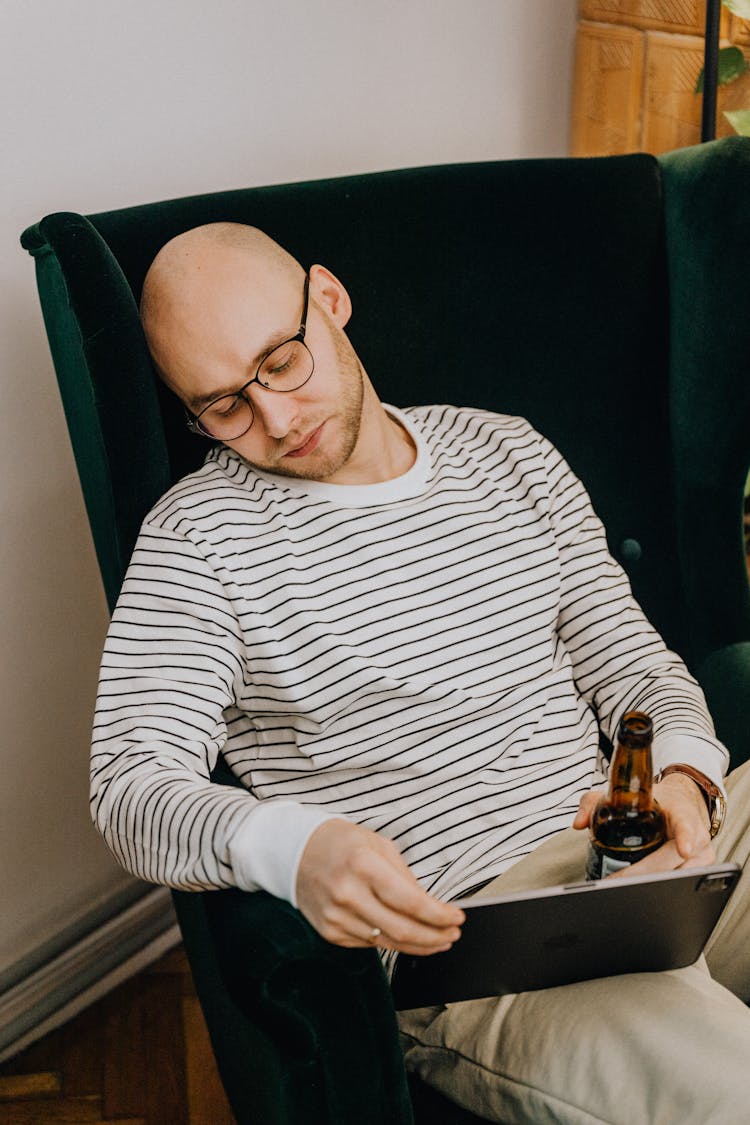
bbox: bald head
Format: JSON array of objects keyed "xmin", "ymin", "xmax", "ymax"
[
  {"xmin": 141, "ymin": 224, "xmax": 302, "ymax": 324},
  {"xmin": 140, "ymin": 223, "xmax": 306, "ymax": 397}
]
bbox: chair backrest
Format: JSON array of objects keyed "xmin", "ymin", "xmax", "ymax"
[{"xmin": 21, "ymin": 137, "xmax": 750, "ymax": 672}]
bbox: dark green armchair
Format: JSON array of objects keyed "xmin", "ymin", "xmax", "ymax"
[{"xmin": 21, "ymin": 136, "xmax": 750, "ymax": 1125}]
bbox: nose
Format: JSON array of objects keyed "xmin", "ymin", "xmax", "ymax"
[{"xmin": 248, "ymin": 386, "xmax": 300, "ymax": 440}]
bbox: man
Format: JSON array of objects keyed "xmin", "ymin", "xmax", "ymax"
[{"xmin": 92, "ymin": 222, "xmax": 750, "ymax": 1123}]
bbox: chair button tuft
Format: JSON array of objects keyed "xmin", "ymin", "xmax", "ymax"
[{"xmin": 620, "ymin": 538, "xmax": 642, "ymax": 562}]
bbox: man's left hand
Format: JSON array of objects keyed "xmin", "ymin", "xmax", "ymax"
[{"xmin": 573, "ymin": 772, "xmax": 715, "ymax": 874}]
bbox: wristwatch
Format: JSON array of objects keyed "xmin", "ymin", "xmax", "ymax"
[{"xmin": 655, "ymin": 763, "xmax": 727, "ymax": 838}]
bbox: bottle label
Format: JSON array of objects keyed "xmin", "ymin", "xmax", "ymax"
[
  {"xmin": 586, "ymin": 843, "xmax": 636, "ymax": 881},
  {"xmin": 600, "ymin": 855, "xmax": 632, "ymax": 878}
]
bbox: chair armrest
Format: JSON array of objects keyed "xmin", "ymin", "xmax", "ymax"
[
  {"xmin": 180, "ymin": 887, "xmax": 413, "ymax": 1125},
  {"xmin": 695, "ymin": 642, "xmax": 750, "ymax": 770}
]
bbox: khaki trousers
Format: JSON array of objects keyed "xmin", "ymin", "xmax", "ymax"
[{"xmin": 398, "ymin": 760, "xmax": 750, "ymax": 1125}]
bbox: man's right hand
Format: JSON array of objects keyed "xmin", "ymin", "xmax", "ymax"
[{"xmin": 295, "ymin": 819, "xmax": 464, "ymax": 955}]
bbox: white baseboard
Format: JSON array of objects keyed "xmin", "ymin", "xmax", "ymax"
[{"xmin": 0, "ymin": 886, "xmax": 180, "ymax": 1063}]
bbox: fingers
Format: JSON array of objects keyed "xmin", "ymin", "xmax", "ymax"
[
  {"xmin": 654, "ymin": 773, "xmax": 713, "ymax": 862},
  {"xmin": 314, "ymin": 847, "xmax": 463, "ymax": 953},
  {"xmin": 572, "ymin": 790, "xmax": 600, "ymax": 830},
  {"xmin": 329, "ymin": 887, "xmax": 463, "ymax": 955},
  {"xmin": 671, "ymin": 815, "xmax": 712, "ymax": 862},
  {"xmin": 370, "ymin": 844, "xmax": 464, "ymax": 927},
  {"xmin": 296, "ymin": 819, "xmax": 464, "ymax": 955},
  {"xmin": 607, "ymin": 836, "xmax": 716, "ymax": 880},
  {"xmin": 357, "ymin": 852, "xmax": 464, "ymax": 954}
]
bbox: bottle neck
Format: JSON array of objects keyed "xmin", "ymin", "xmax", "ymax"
[{"xmin": 608, "ymin": 743, "xmax": 655, "ymax": 812}]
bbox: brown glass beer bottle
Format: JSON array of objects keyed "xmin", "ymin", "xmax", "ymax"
[{"xmin": 586, "ymin": 711, "xmax": 666, "ymax": 880}]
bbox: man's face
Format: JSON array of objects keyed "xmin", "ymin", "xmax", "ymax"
[
  {"xmin": 150, "ymin": 254, "xmax": 367, "ymax": 483},
  {"xmin": 217, "ymin": 295, "xmax": 366, "ymax": 483}
]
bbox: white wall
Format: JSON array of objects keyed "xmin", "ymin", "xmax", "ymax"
[{"xmin": 0, "ymin": 0, "xmax": 577, "ymax": 981}]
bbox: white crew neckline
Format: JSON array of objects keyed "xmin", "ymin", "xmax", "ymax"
[{"xmin": 247, "ymin": 404, "xmax": 431, "ymax": 507}]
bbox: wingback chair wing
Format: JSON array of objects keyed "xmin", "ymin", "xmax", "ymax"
[{"xmin": 21, "ymin": 135, "xmax": 750, "ymax": 1125}]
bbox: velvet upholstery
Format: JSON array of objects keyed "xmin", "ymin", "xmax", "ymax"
[
  {"xmin": 660, "ymin": 140, "xmax": 750, "ymax": 664},
  {"xmin": 21, "ymin": 136, "xmax": 750, "ymax": 1124}
]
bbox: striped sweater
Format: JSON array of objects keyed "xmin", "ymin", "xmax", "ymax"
[{"xmin": 91, "ymin": 406, "xmax": 727, "ymax": 905}]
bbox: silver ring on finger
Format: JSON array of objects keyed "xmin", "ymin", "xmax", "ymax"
[{"xmin": 367, "ymin": 926, "xmax": 382, "ymax": 943}]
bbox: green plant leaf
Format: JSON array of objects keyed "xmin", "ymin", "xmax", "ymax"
[
  {"xmin": 723, "ymin": 0, "xmax": 750, "ymax": 20},
  {"xmin": 695, "ymin": 46, "xmax": 749, "ymax": 92},
  {"xmin": 724, "ymin": 108, "xmax": 750, "ymax": 134}
]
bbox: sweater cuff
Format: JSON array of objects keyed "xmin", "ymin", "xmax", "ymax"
[
  {"xmin": 652, "ymin": 733, "xmax": 728, "ymax": 795},
  {"xmin": 228, "ymin": 801, "xmax": 349, "ymax": 906}
]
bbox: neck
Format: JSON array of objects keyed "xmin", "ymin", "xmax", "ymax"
[{"xmin": 331, "ymin": 381, "xmax": 417, "ymax": 486}]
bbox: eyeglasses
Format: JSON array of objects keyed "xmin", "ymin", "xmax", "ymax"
[{"xmin": 186, "ymin": 273, "xmax": 314, "ymax": 440}]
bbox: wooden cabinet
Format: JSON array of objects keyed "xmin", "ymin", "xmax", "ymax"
[{"xmin": 571, "ymin": 1, "xmax": 750, "ymax": 154}]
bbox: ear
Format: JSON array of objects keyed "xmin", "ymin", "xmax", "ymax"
[{"xmin": 308, "ymin": 264, "xmax": 352, "ymax": 329}]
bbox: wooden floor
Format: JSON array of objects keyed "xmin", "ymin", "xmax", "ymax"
[{"xmin": 0, "ymin": 947, "xmax": 236, "ymax": 1125}]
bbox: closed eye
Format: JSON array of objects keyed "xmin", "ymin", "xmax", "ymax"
[
  {"xmin": 212, "ymin": 396, "xmax": 243, "ymax": 418},
  {"xmin": 265, "ymin": 344, "xmax": 296, "ymax": 376}
]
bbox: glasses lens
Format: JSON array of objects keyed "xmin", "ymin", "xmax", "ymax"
[
  {"xmin": 196, "ymin": 395, "xmax": 254, "ymax": 439},
  {"xmin": 192, "ymin": 342, "xmax": 314, "ymax": 440},
  {"xmin": 258, "ymin": 340, "xmax": 314, "ymax": 391}
]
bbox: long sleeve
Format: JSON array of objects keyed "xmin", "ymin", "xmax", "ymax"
[
  {"xmin": 540, "ymin": 433, "xmax": 729, "ymax": 787},
  {"xmin": 90, "ymin": 521, "xmax": 337, "ymax": 895}
]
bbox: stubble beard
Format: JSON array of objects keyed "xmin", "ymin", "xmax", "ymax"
[{"xmin": 256, "ymin": 324, "xmax": 366, "ymax": 482}]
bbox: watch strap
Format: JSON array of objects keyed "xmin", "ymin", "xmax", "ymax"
[{"xmin": 656, "ymin": 763, "xmax": 726, "ymax": 838}]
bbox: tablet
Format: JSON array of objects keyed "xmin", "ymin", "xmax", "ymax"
[{"xmin": 391, "ymin": 863, "xmax": 741, "ymax": 1010}]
